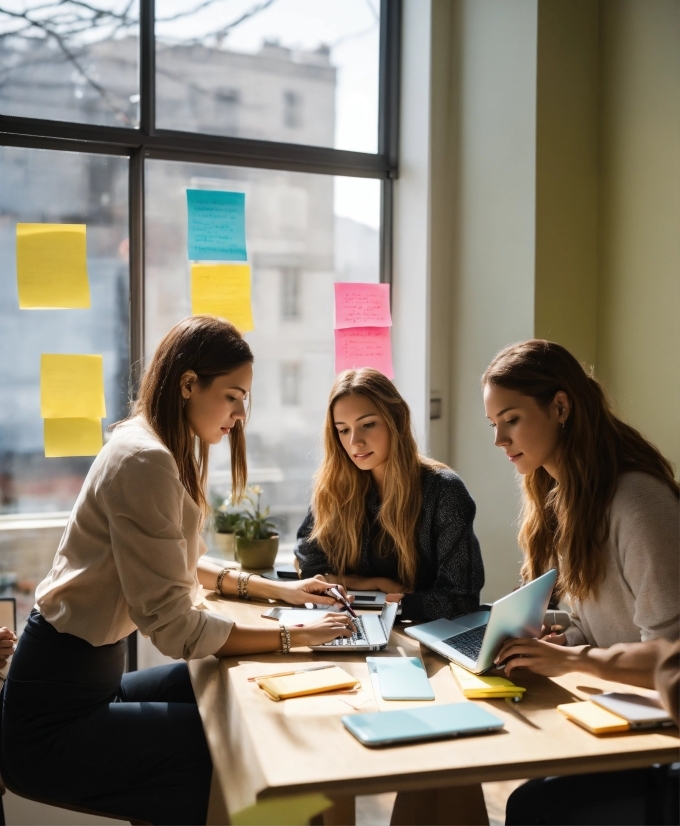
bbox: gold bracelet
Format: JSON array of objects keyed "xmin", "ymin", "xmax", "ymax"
[
  {"xmin": 215, "ymin": 567, "xmax": 229, "ymax": 596},
  {"xmin": 279, "ymin": 622, "xmax": 291, "ymax": 654},
  {"xmin": 237, "ymin": 571, "xmax": 253, "ymax": 599}
]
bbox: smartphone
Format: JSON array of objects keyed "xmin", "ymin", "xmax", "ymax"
[
  {"xmin": 0, "ymin": 598, "xmax": 16, "ymax": 634},
  {"xmin": 367, "ymin": 657, "xmax": 435, "ymax": 701},
  {"xmin": 261, "ymin": 607, "xmax": 330, "ymax": 624}
]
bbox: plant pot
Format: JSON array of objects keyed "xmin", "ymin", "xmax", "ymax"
[
  {"xmin": 235, "ymin": 534, "xmax": 279, "ymax": 571},
  {"xmin": 213, "ymin": 531, "xmax": 236, "ymax": 560}
]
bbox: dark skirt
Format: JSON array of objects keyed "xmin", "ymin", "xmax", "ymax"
[{"xmin": 1, "ymin": 610, "xmax": 212, "ymax": 825}]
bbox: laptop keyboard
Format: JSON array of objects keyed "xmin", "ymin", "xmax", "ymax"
[
  {"xmin": 442, "ymin": 624, "xmax": 487, "ymax": 660},
  {"xmin": 327, "ymin": 616, "xmax": 368, "ymax": 646}
]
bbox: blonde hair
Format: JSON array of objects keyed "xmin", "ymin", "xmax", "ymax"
[
  {"xmin": 483, "ymin": 340, "xmax": 678, "ymax": 601},
  {"xmin": 309, "ymin": 369, "xmax": 446, "ymax": 590},
  {"xmin": 133, "ymin": 316, "xmax": 253, "ymax": 519}
]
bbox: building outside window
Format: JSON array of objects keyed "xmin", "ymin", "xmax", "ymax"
[
  {"xmin": 283, "ymin": 90, "xmax": 303, "ymax": 128},
  {"xmin": 0, "ymin": 0, "xmax": 397, "ymax": 640},
  {"xmin": 280, "ymin": 362, "xmax": 302, "ymax": 407},
  {"xmin": 281, "ymin": 268, "xmax": 302, "ymax": 320}
]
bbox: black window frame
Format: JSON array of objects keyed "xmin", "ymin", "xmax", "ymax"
[{"xmin": 0, "ymin": 0, "xmax": 400, "ymax": 667}]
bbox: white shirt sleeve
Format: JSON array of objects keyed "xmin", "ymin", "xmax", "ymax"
[{"xmin": 104, "ymin": 446, "xmax": 233, "ymax": 659}]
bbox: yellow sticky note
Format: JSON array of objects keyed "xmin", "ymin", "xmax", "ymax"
[
  {"xmin": 17, "ymin": 223, "xmax": 90, "ymax": 309},
  {"xmin": 44, "ymin": 418, "xmax": 102, "ymax": 458},
  {"xmin": 191, "ymin": 263, "xmax": 254, "ymax": 332},
  {"xmin": 231, "ymin": 794, "xmax": 332, "ymax": 826},
  {"xmin": 41, "ymin": 354, "xmax": 106, "ymax": 419}
]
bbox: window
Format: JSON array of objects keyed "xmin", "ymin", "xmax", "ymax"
[
  {"xmin": 283, "ymin": 91, "xmax": 303, "ymax": 129},
  {"xmin": 281, "ymin": 268, "xmax": 301, "ymax": 320},
  {"xmin": 0, "ymin": 1, "xmax": 400, "ymax": 647},
  {"xmin": 280, "ymin": 363, "xmax": 302, "ymax": 406}
]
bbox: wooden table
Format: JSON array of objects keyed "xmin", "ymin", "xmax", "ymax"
[{"xmin": 188, "ymin": 593, "xmax": 679, "ymax": 825}]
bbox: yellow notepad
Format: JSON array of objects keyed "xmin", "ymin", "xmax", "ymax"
[
  {"xmin": 558, "ymin": 701, "xmax": 630, "ymax": 734},
  {"xmin": 450, "ymin": 662, "xmax": 526, "ymax": 699},
  {"xmin": 257, "ymin": 666, "xmax": 360, "ymax": 702}
]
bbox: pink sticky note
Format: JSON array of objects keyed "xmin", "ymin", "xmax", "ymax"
[
  {"xmin": 334, "ymin": 283, "xmax": 391, "ymax": 329},
  {"xmin": 334, "ymin": 327, "xmax": 394, "ymax": 379}
]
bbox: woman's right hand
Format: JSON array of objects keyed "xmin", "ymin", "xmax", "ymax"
[
  {"xmin": 0, "ymin": 627, "xmax": 17, "ymax": 669},
  {"xmin": 289, "ymin": 613, "xmax": 355, "ymax": 647}
]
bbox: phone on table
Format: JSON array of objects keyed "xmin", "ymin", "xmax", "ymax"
[
  {"xmin": 0, "ymin": 598, "xmax": 16, "ymax": 634},
  {"xmin": 261, "ymin": 607, "xmax": 330, "ymax": 624}
]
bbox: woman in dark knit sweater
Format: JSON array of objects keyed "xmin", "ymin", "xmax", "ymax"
[{"xmin": 295, "ymin": 368, "xmax": 484, "ymax": 622}]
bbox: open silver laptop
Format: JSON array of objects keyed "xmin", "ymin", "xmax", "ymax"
[
  {"xmin": 309, "ymin": 602, "xmax": 399, "ymax": 652},
  {"xmin": 405, "ymin": 570, "xmax": 557, "ymax": 674}
]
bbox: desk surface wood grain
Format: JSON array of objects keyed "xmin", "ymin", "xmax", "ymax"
[{"xmin": 188, "ymin": 592, "xmax": 679, "ymax": 820}]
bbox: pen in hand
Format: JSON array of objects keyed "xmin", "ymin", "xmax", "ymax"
[{"xmin": 326, "ymin": 586, "xmax": 358, "ymax": 619}]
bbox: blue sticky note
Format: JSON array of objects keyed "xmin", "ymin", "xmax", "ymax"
[{"xmin": 187, "ymin": 189, "xmax": 247, "ymax": 261}]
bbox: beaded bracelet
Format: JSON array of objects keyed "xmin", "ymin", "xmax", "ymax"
[
  {"xmin": 237, "ymin": 571, "xmax": 253, "ymax": 600},
  {"xmin": 279, "ymin": 622, "xmax": 291, "ymax": 654},
  {"xmin": 215, "ymin": 567, "xmax": 230, "ymax": 597}
]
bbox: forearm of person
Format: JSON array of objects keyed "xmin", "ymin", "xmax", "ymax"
[
  {"xmin": 197, "ymin": 559, "xmax": 280, "ymax": 600},
  {"xmin": 575, "ymin": 640, "xmax": 666, "ymax": 689},
  {"xmin": 214, "ymin": 623, "xmax": 282, "ymax": 656}
]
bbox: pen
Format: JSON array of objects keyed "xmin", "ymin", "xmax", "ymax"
[
  {"xmin": 247, "ymin": 664, "xmax": 336, "ymax": 682},
  {"xmin": 326, "ymin": 586, "xmax": 358, "ymax": 618}
]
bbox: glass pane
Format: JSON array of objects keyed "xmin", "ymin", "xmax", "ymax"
[
  {"xmin": 0, "ymin": 146, "xmax": 129, "ymax": 627},
  {"xmin": 145, "ymin": 160, "xmax": 380, "ymax": 556},
  {"xmin": 156, "ymin": 0, "xmax": 380, "ymax": 153},
  {"xmin": 0, "ymin": 1, "xmax": 140, "ymax": 127}
]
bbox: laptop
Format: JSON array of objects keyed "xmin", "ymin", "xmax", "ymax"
[
  {"xmin": 405, "ymin": 569, "xmax": 557, "ymax": 674},
  {"xmin": 309, "ymin": 601, "xmax": 399, "ymax": 652}
]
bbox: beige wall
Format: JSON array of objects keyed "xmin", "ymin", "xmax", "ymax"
[
  {"xmin": 597, "ymin": 0, "xmax": 680, "ymax": 472},
  {"xmin": 534, "ymin": 0, "xmax": 599, "ymax": 367},
  {"xmin": 425, "ymin": 0, "xmax": 680, "ymax": 600}
]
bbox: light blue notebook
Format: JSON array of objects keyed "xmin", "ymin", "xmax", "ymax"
[
  {"xmin": 367, "ymin": 656, "xmax": 435, "ymax": 701},
  {"xmin": 342, "ymin": 702, "xmax": 505, "ymax": 747}
]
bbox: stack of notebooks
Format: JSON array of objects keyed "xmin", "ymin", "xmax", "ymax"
[{"xmin": 450, "ymin": 663, "xmax": 526, "ymax": 701}]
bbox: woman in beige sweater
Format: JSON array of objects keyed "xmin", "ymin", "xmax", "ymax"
[
  {"xmin": 482, "ymin": 339, "xmax": 678, "ymax": 678},
  {"xmin": 0, "ymin": 317, "xmax": 354, "ymax": 826}
]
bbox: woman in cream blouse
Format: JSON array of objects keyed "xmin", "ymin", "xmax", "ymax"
[{"xmin": 0, "ymin": 316, "xmax": 354, "ymax": 826}]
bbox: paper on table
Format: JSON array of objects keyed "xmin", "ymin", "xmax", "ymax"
[
  {"xmin": 450, "ymin": 663, "xmax": 525, "ymax": 699},
  {"xmin": 16, "ymin": 223, "xmax": 90, "ymax": 309},
  {"xmin": 231, "ymin": 794, "xmax": 332, "ymax": 826},
  {"xmin": 334, "ymin": 282, "xmax": 391, "ymax": 329},
  {"xmin": 40, "ymin": 354, "xmax": 106, "ymax": 419},
  {"xmin": 191, "ymin": 263, "xmax": 254, "ymax": 331},
  {"xmin": 187, "ymin": 189, "xmax": 247, "ymax": 261},
  {"xmin": 335, "ymin": 326, "xmax": 393, "ymax": 378},
  {"xmin": 44, "ymin": 417, "xmax": 102, "ymax": 457}
]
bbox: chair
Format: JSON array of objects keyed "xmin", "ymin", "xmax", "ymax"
[{"xmin": 0, "ymin": 770, "xmax": 150, "ymax": 826}]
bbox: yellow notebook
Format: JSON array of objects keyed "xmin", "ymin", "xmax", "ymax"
[
  {"xmin": 257, "ymin": 666, "xmax": 360, "ymax": 702},
  {"xmin": 450, "ymin": 663, "xmax": 526, "ymax": 699},
  {"xmin": 558, "ymin": 701, "xmax": 630, "ymax": 734}
]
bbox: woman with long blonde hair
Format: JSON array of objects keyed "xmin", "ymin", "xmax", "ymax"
[
  {"xmin": 1, "ymin": 316, "xmax": 354, "ymax": 826},
  {"xmin": 481, "ymin": 339, "xmax": 679, "ymax": 679},
  {"xmin": 295, "ymin": 368, "xmax": 484, "ymax": 621}
]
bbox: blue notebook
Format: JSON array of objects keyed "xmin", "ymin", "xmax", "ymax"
[
  {"xmin": 342, "ymin": 702, "xmax": 504, "ymax": 747},
  {"xmin": 367, "ymin": 657, "xmax": 435, "ymax": 701}
]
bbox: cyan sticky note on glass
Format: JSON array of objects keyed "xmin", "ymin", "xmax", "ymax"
[{"xmin": 187, "ymin": 189, "xmax": 247, "ymax": 261}]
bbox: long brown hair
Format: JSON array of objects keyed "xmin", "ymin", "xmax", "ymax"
[
  {"xmin": 483, "ymin": 340, "xmax": 678, "ymax": 601},
  {"xmin": 134, "ymin": 316, "xmax": 253, "ymax": 518},
  {"xmin": 309, "ymin": 369, "xmax": 446, "ymax": 590}
]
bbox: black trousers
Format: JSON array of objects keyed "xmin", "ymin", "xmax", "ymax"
[
  {"xmin": 506, "ymin": 767, "xmax": 679, "ymax": 825},
  {"xmin": 1, "ymin": 610, "xmax": 212, "ymax": 826}
]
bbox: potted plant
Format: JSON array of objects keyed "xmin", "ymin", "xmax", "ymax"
[
  {"xmin": 211, "ymin": 495, "xmax": 242, "ymax": 560},
  {"xmin": 233, "ymin": 485, "xmax": 280, "ymax": 571}
]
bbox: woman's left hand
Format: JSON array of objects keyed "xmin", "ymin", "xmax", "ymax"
[
  {"xmin": 0, "ymin": 627, "xmax": 17, "ymax": 669},
  {"xmin": 494, "ymin": 637, "xmax": 580, "ymax": 678},
  {"xmin": 276, "ymin": 574, "xmax": 353, "ymax": 609}
]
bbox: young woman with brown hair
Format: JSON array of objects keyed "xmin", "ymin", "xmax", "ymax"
[
  {"xmin": 481, "ymin": 339, "xmax": 679, "ymax": 677},
  {"xmin": 295, "ymin": 368, "xmax": 485, "ymax": 621},
  {"xmin": 0, "ymin": 316, "xmax": 354, "ymax": 826}
]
